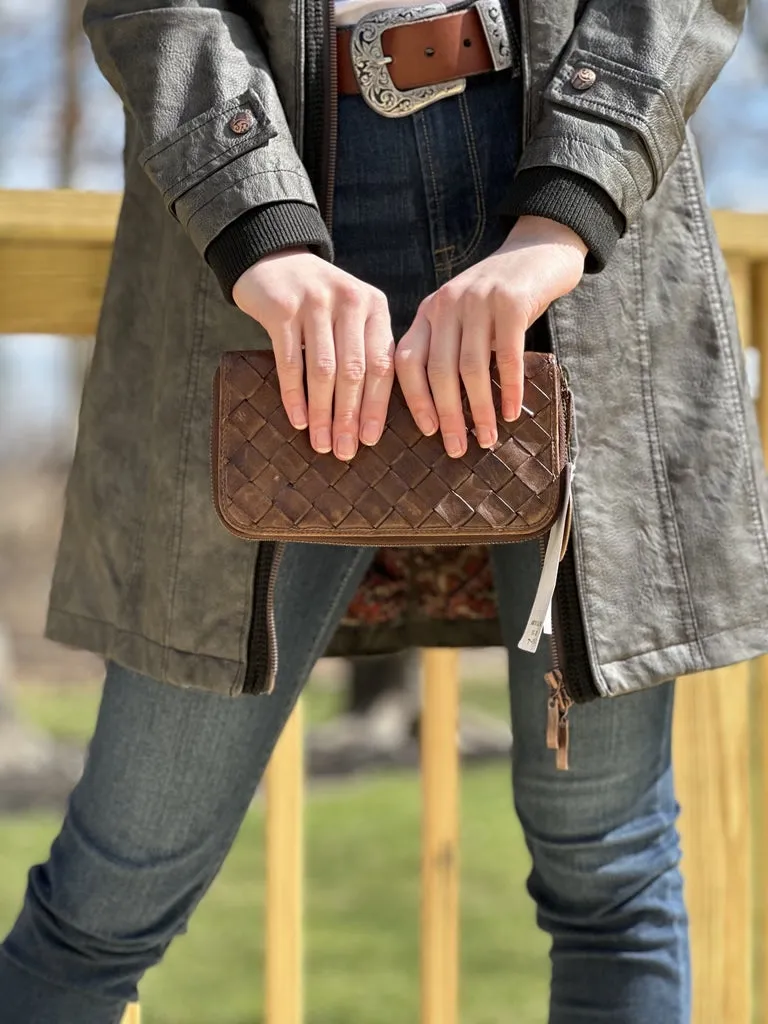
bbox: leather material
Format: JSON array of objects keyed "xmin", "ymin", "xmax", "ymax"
[
  {"xmin": 213, "ymin": 351, "xmax": 570, "ymax": 544},
  {"xmin": 49, "ymin": 0, "xmax": 768, "ymax": 702},
  {"xmin": 337, "ymin": 9, "xmax": 494, "ymax": 95},
  {"xmin": 82, "ymin": 1, "xmax": 328, "ymax": 262}
]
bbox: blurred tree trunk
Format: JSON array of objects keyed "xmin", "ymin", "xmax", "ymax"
[
  {"xmin": 60, "ymin": 0, "xmax": 93, "ymax": 462},
  {"xmin": 60, "ymin": 0, "xmax": 86, "ymax": 189},
  {"xmin": 0, "ymin": 0, "xmax": 88, "ymax": 807}
]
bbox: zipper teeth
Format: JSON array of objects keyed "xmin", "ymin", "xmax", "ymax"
[
  {"xmin": 324, "ymin": 0, "xmax": 339, "ymax": 233},
  {"xmin": 554, "ymin": 553, "xmax": 599, "ymax": 705},
  {"xmin": 518, "ymin": 0, "xmax": 532, "ymax": 142},
  {"xmin": 210, "ymin": 370, "xmax": 220, "ymax": 514},
  {"xmin": 263, "ymin": 541, "xmax": 286, "ymax": 692},
  {"xmin": 538, "ymin": 534, "xmax": 562, "ymax": 677},
  {"xmin": 216, "ymin": 526, "xmax": 557, "ymax": 547}
]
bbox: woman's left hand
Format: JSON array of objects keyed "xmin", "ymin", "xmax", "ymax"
[{"xmin": 395, "ymin": 215, "xmax": 587, "ymax": 458}]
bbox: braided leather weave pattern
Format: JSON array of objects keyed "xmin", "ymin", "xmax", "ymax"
[{"xmin": 213, "ymin": 350, "xmax": 568, "ymax": 545}]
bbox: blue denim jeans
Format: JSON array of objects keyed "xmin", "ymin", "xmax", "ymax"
[{"xmin": 0, "ymin": 70, "xmax": 689, "ymax": 1023}]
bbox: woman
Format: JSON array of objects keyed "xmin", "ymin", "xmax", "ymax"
[{"xmin": 1, "ymin": 0, "xmax": 765, "ymax": 1021}]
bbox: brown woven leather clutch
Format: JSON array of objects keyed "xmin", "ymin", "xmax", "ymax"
[{"xmin": 212, "ymin": 350, "xmax": 572, "ymax": 545}]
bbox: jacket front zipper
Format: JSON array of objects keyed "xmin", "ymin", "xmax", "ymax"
[
  {"xmin": 516, "ymin": 5, "xmax": 601, "ymax": 746},
  {"xmin": 242, "ymin": 0, "xmax": 337, "ymax": 696}
]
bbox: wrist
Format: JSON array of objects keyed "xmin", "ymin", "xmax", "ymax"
[
  {"xmin": 233, "ymin": 246, "xmax": 312, "ymax": 307},
  {"xmin": 506, "ymin": 215, "xmax": 588, "ymax": 259}
]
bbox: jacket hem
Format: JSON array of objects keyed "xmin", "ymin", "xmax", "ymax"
[
  {"xmin": 47, "ymin": 611, "xmax": 768, "ymax": 700},
  {"xmin": 45, "ymin": 608, "xmax": 244, "ymax": 697},
  {"xmin": 598, "ymin": 619, "xmax": 768, "ymax": 696}
]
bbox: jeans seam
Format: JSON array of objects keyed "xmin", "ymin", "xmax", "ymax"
[
  {"xmin": 417, "ymin": 115, "xmax": 453, "ymax": 275},
  {"xmin": 448, "ymin": 92, "xmax": 487, "ymax": 269}
]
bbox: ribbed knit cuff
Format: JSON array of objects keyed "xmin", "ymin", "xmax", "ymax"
[
  {"xmin": 500, "ymin": 168, "xmax": 625, "ymax": 273},
  {"xmin": 206, "ymin": 201, "xmax": 334, "ymax": 302}
]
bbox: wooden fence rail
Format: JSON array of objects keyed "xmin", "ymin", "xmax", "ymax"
[{"xmin": 1, "ymin": 190, "xmax": 767, "ymax": 1024}]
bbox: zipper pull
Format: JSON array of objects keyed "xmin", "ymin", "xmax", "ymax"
[
  {"xmin": 545, "ymin": 670, "xmax": 573, "ymax": 771},
  {"xmin": 518, "ymin": 463, "xmax": 574, "ymax": 654}
]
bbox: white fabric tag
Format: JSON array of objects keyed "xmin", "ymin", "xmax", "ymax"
[
  {"xmin": 518, "ymin": 462, "xmax": 574, "ymax": 654},
  {"xmin": 543, "ymin": 599, "xmax": 553, "ymax": 636}
]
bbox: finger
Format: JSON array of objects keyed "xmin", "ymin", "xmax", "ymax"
[
  {"xmin": 427, "ymin": 295, "xmax": 466, "ymax": 458},
  {"xmin": 395, "ymin": 307, "xmax": 438, "ymax": 437},
  {"xmin": 332, "ymin": 295, "xmax": 368, "ymax": 461},
  {"xmin": 303, "ymin": 302, "xmax": 336, "ymax": 454},
  {"xmin": 494, "ymin": 300, "xmax": 527, "ymax": 421},
  {"xmin": 271, "ymin": 318, "xmax": 307, "ymax": 430},
  {"xmin": 458, "ymin": 295, "xmax": 496, "ymax": 449},
  {"xmin": 359, "ymin": 299, "xmax": 395, "ymax": 446}
]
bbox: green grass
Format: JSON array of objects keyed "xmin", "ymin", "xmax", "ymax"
[
  {"xmin": 0, "ymin": 676, "xmax": 548, "ymax": 1024},
  {"xmin": 11, "ymin": 669, "xmax": 512, "ymax": 745}
]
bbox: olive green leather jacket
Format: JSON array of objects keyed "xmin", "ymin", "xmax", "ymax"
[{"xmin": 47, "ymin": 0, "xmax": 768, "ymax": 702}]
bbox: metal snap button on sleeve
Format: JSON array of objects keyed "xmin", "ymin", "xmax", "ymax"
[
  {"xmin": 570, "ymin": 67, "xmax": 597, "ymax": 90},
  {"xmin": 228, "ymin": 110, "xmax": 256, "ymax": 135}
]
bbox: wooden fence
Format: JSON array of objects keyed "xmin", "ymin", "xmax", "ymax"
[{"xmin": 1, "ymin": 189, "xmax": 767, "ymax": 1024}]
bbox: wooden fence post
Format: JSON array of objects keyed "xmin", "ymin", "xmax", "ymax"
[
  {"xmin": 754, "ymin": 259, "xmax": 768, "ymax": 1023},
  {"xmin": 420, "ymin": 649, "xmax": 460, "ymax": 1024},
  {"xmin": 673, "ymin": 664, "xmax": 753, "ymax": 1023},
  {"xmin": 673, "ymin": 253, "xmax": 755, "ymax": 1024},
  {"xmin": 265, "ymin": 702, "xmax": 304, "ymax": 1024},
  {"xmin": 3, "ymin": 194, "xmax": 768, "ymax": 1024}
]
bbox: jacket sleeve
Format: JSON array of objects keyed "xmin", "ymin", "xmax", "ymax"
[
  {"xmin": 83, "ymin": 0, "xmax": 332, "ymax": 298},
  {"xmin": 501, "ymin": 0, "xmax": 747, "ymax": 270}
]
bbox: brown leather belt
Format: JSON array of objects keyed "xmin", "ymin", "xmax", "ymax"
[{"xmin": 337, "ymin": 8, "xmax": 495, "ymax": 96}]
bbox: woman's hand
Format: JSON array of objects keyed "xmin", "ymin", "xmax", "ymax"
[
  {"xmin": 233, "ymin": 249, "xmax": 395, "ymax": 461},
  {"xmin": 396, "ymin": 216, "xmax": 587, "ymax": 458}
]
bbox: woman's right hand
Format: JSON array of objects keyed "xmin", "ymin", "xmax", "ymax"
[{"xmin": 233, "ymin": 248, "xmax": 396, "ymax": 462}]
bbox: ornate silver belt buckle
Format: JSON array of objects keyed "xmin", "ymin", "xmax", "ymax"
[{"xmin": 350, "ymin": 1, "xmax": 513, "ymax": 119}]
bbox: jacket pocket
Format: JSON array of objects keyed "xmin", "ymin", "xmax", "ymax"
[
  {"xmin": 138, "ymin": 87, "xmax": 278, "ymax": 216},
  {"xmin": 543, "ymin": 49, "xmax": 685, "ymax": 188}
]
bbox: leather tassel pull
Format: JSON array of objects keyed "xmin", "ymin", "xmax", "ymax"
[
  {"xmin": 556, "ymin": 718, "xmax": 570, "ymax": 771},
  {"xmin": 546, "ymin": 695, "xmax": 560, "ymax": 750},
  {"xmin": 545, "ymin": 670, "xmax": 573, "ymax": 771}
]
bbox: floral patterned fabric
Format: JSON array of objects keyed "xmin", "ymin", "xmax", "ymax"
[{"xmin": 326, "ymin": 546, "xmax": 503, "ymax": 656}]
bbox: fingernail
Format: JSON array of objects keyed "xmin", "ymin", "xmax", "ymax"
[
  {"xmin": 477, "ymin": 427, "xmax": 497, "ymax": 449},
  {"xmin": 445, "ymin": 434, "xmax": 464, "ymax": 458},
  {"xmin": 291, "ymin": 408, "xmax": 308, "ymax": 430},
  {"xmin": 503, "ymin": 403, "xmax": 519, "ymax": 422},
  {"xmin": 360, "ymin": 420, "xmax": 381, "ymax": 446},
  {"xmin": 313, "ymin": 428, "xmax": 332, "ymax": 453},
  {"xmin": 335, "ymin": 434, "xmax": 356, "ymax": 461},
  {"xmin": 418, "ymin": 415, "xmax": 438, "ymax": 436}
]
